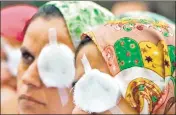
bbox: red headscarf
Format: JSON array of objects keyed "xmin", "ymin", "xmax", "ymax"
[{"xmin": 1, "ymin": 4, "xmax": 38, "ymax": 42}]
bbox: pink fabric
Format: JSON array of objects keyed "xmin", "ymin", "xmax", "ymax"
[
  {"xmin": 1, "ymin": 4, "xmax": 38, "ymax": 42},
  {"xmin": 81, "ymin": 18, "xmax": 175, "ymax": 114}
]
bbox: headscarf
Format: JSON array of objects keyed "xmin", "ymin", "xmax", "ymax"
[
  {"xmin": 43, "ymin": 1, "xmax": 115, "ymax": 48},
  {"xmin": 81, "ymin": 17, "xmax": 175, "ymax": 114},
  {"xmin": 117, "ymin": 11, "xmax": 175, "ymax": 30},
  {"xmin": 35, "ymin": 1, "xmax": 115, "ymax": 106},
  {"xmin": 1, "ymin": 4, "xmax": 38, "ymax": 42}
]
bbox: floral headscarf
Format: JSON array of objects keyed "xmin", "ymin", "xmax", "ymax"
[
  {"xmin": 44, "ymin": 1, "xmax": 115, "ymax": 48},
  {"xmin": 81, "ymin": 17, "xmax": 175, "ymax": 114},
  {"xmin": 117, "ymin": 11, "xmax": 175, "ymax": 30}
]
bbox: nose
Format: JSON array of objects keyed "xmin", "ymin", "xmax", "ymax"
[
  {"xmin": 72, "ymin": 106, "xmax": 89, "ymax": 114},
  {"xmin": 21, "ymin": 60, "xmax": 41, "ymax": 88}
]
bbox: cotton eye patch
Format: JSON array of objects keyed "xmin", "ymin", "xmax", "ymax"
[
  {"xmin": 37, "ymin": 28, "xmax": 75, "ymax": 106},
  {"xmin": 1, "ymin": 38, "xmax": 21, "ymax": 77},
  {"xmin": 73, "ymin": 54, "xmax": 121, "ymax": 113},
  {"xmin": 37, "ymin": 43, "xmax": 75, "ymax": 88}
]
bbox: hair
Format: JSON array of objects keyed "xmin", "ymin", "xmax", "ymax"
[
  {"xmin": 19, "ymin": 4, "xmax": 64, "ymax": 41},
  {"xmin": 74, "ymin": 36, "xmax": 92, "ymax": 65},
  {"xmin": 31, "ymin": 4, "xmax": 63, "ymax": 21}
]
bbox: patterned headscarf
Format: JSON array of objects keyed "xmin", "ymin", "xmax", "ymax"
[
  {"xmin": 43, "ymin": 1, "xmax": 115, "ymax": 48},
  {"xmin": 81, "ymin": 17, "xmax": 175, "ymax": 114},
  {"xmin": 117, "ymin": 11, "xmax": 175, "ymax": 30}
]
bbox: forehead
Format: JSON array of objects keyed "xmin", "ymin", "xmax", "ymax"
[
  {"xmin": 76, "ymin": 42, "xmax": 100, "ymax": 66},
  {"xmin": 22, "ymin": 17, "xmax": 68, "ymax": 56},
  {"xmin": 75, "ymin": 42, "xmax": 110, "ymax": 80}
]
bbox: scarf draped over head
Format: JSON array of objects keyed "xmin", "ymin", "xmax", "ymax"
[
  {"xmin": 44, "ymin": 1, "xmax": 115, "ymax": 48},
  {"xmin": 81, "ymin": 17, "xmax": 175, "ymax": 114},
  {"xmin": 117, "ymin": 11, "xmax": 175, "ymax": 30}
]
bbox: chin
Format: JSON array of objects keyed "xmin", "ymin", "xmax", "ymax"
[{"xmin": 18, "ymin": 107, "xmax": 48, "ymax": 114}]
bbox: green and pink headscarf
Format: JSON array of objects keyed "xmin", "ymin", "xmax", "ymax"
[
  {"xmin": 44, "ymin": 1, "xmax": 115, "ymax": 48},
  {"xmin": 80, "ymin": 17, "xmax": 175, "ymax": 114}
]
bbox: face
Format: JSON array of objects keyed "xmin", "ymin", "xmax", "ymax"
[
  {"xmin": 1, "ymin": 61, "xmax": 18, "ymax": 114},
  {"xmin": 154, "ymin": 80, "xmax": 175, "ymax": 114},
  {"xmin": 1, "ymin": 39, "xmax": 18, "ymax": 114},
  {"xmin": 1, "ymin": 86, "xmax": 18, "ymax": 114},
  {"xmin": 73, "ymin": 42, "xmax": 137, "ymax": 114},
  {"xmin": 1, "ymin": 39, "xmax": 17, "ymax": 86},
  {"xmin": 1, "ymin": 46, "xmax": 7, "ymax": 61},
  {"xmin": 17, "ymin": 17, "xmax": 74, "ymax": 114}
]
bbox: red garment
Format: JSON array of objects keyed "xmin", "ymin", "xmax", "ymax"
[{"xmin": 1, "ymin": 4, "xmax": 38, "ymax": 42}]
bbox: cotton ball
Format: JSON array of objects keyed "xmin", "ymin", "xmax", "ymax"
[
  {"xmin": 74, "ymin": 69, "xmax": 121, "ymax": 113},
  {"xmin": 37, "ymin": 43, "xmax": 75, "ymax": 88}
]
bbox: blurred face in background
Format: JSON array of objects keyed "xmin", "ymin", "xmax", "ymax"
[
  {"xmin": 1, "ymin": 35, "xmax": 21, "ymax": 85},
  {"xmin": 1, "ymin": 36, "xmax": 20, "ymax": 114},
  {"xmin": 17, "ymin": 16, "xmax": 74, "ymax": 114}
]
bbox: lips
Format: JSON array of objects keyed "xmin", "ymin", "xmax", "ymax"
[{"xmin": 19, "ymin": 94, "xmax": 46, "ymax": 106}]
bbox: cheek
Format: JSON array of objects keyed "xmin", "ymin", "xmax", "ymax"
[
  {"xmin": 1, "ymin": 67, "xmax": 11, "ymax": 83},
  {"xmin": 1, "ymin": 50, "xmax": 7, "ymax": 60},
  {"xmin": 75, "ymin": 62, "xmax": 85, "ymax": 80},
  {"xmin": 17, "ymin": 60, "xmax": 28, "ymax": 77},
  {"xmin": 45, "ymin": 88, "xmax": 60, "ymax": 105},
  {"xmin": 97, "ymin": 59, "xmax": 111, "ymax": 75},
  {"xmin": 44, "ymin": 88, "xmax": 74, "ymax": 113},
  {"xmin": 100, "ymin": 65, "xmax": 111, "ymax": 75},
  {"xmin": 72, "ymin": 107, "xmax": 89, "ymax": 114},
  {"xmin": 17, "ymin": 61, "xmax": 28, "ymax": 87},
  {"xmin": 167, "ymin": 103, "xmax": 176, "ymax": 114},
  {"xmin": 1, "ymin": 87, "xmax": 18, "ymax": 114}
]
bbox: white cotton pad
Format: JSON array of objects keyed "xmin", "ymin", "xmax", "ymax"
[
  {"xmin": 37, "ymin": 43, "xmax": 75, "ymax": 88},
  {"xmin": 6, "ymin": 48, "xmax": 21, "ymax": 76},
  {"xmin": 74, "ymin": 69, "xmax": 121, "ymax": 113},
  {"xmin": 1, "ymin": 38, "xmax": 21, "ymax": 77},
  {"xmin": 114, "ymin": 67, "xmax": 165, "ymax": 98}
]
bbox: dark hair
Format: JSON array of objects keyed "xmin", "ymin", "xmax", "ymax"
[
  {"xmin": 31, "ymin": 4, "xmax": 63, "ymax": 21},
  {"xmin": 20, "ymin": 4, "xmax": 63, "ymax": 41},
  {"xmin": 74, "ymin": 36, "xmax": 92, "ymax": 65}
]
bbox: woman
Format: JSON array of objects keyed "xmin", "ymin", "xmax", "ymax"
[
  {"xmin": 72, "ymin": 17, "xmax": 175, "ymax": 114},
  {"xmin": 17, "ymin": 1, "xmax": 115, "ymax": 114},
  {"xmin": 1, "ymin": 50, "xmax": 18, "ymax": 114},
  {"xmin": 1, "ymin": 5, "xmax": 37, "ymax": 114}
]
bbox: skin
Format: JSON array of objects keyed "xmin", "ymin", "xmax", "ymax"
[
  {"xmin": 1, "ymin": 38, "xmax": 18, "ymax": 114},
  {"xmin": 1, "ymin": 37, "xmax": 18, "ymax": 85},
  {"xmin": 154, "ymin": 80, "xmax": 175, "ymax": 114},
  {"xmin": 1, "ymin": 86, "xmax": 18, "ymax": 114},
  {"xmin": 1, "ymin": 61, "xmax": 12, "ymax": 84},
  {"xmin": 2, "ymin": 36, "xmax": 21, "ymax": 48},
  {"xmin": 1, "ymin": 46, "xmax": 7, "ymax": 61},
  {"xmin": 1, "ymin": 73, "xmax": 18, "ymax": 114},
  {"xmin": 17, "ymin": 17, "xmax": 75, "ymax": 114},
  {"xmin": 73, "ymin": 42, "xmax": 138, "ymax": 114}
]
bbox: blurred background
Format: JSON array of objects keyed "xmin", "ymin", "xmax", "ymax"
[
  {"xmin": 1, "ymin": 1, "xmax": 176, "ymax": 22},
  {"xmin": 0, "ymin": 1, "xmax": 175, "ymax": 114}
]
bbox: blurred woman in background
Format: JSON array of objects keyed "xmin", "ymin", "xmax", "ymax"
[{"xmin": 1, "ymin": 4, "xmax": 38, "ymax": 114}]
